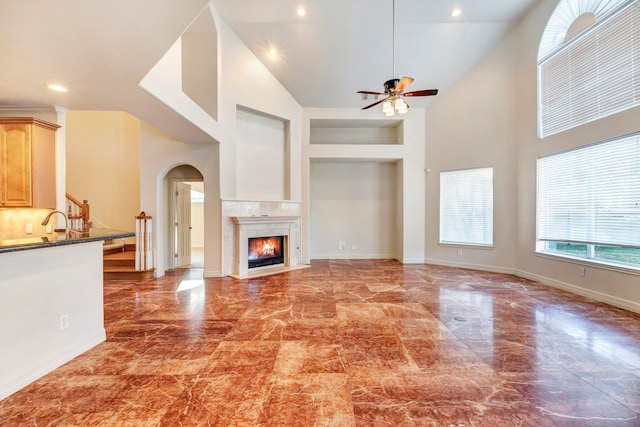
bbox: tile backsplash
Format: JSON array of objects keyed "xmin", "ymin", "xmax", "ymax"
[{"xmin": 0, "ymin": 209, "xmax": 63, "ymax": 240}]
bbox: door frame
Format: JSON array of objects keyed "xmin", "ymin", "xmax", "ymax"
[{"xmin": 167, "ymin": 177, "xmax": 203, "ymax": 269}]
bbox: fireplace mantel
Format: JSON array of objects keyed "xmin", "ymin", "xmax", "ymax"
[{"xmin": 232, "ymin": 215, "xmax": 300, "ymax": 225}]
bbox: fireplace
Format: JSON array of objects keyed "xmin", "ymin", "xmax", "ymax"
[
  {"xmin": 248, "ymin": 236, "xmax": 285, "ymax": 269},
  {"xmin": 231, "ymin": 215, "xmax": 307, "ymax": 279}
]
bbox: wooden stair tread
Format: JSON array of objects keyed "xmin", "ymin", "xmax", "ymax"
[
  {"xmin": 104, "ymin": 266, "xmax": 154, "ymax": 272},
  {"xmin": 104, "ymin": 266, "xmax": 155, "ymax": 281},
  {"xmin": 103, "ymin": 251, "xmax": 136, "ymax": 260},
  {"xmin": 102, "ymin": 242, "xmax": 153, "ymax": 280}
]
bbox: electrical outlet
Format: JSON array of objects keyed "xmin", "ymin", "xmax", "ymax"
[
  {"xmin": 59, "ymin": 314, "xmax": 69, "ymax": 330},
  {"xmin": 25, "ymin": 223, "xmax": 33, "ymax": 234},
  {"xmin": 579, "ymin": 267, "xmax": 586, "ymax": 277},
  {"xmin": 457, "ymin": 249, "xmax": 463, "ymax": 256}
]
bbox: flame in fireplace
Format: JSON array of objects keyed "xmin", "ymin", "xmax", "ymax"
[
  {"xmin": 248, "ymin": 236, "xmax": 284, "ymax": 262},
  {"xmin": 261, "ymin": 241, "xmax": 275, "ymax": 256}
]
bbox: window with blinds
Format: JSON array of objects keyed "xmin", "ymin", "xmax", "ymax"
[
  {"xmin": 439, "ymin": 167, "xmax": 493, "ymax": 246},
  {"xmin": 538, "ymin": 0, "xmax": 640, "ymax": 138},
  {"xmin": 537, "ymin": 133, "xmax": 640, "ymax": 269}
]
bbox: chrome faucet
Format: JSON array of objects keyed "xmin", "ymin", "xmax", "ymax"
[{"xmin": 41, "ymin": 210, "xmax": 69, "ymax": 233}]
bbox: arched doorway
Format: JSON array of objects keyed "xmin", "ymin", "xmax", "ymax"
[{"xmin": 164, "ymin": 165, "xmax": 204, "ymax": 270}]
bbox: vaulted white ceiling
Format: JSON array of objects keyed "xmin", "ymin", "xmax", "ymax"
[
  {"xmin": 0, "ymin": 0, "xmax": 540, "ymax": 141},
  {"xmin": 212, "ymin": 0, "xmax": 541, "ymax": 108}
]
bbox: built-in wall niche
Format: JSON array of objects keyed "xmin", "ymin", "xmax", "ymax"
[
  {"xmin": 309, "ymin": 160, "xmax": 399, "ymax": 259},
  {"xmin": 310, "ymin": 119, "xmax": 403, "ymax": 145},
  {"xmin": 236, "ymin": 106, "xmax": 290, "ymax": 200},
  {"xmin": 181, "ymin": 7, "xmax": 218, "ymax": 120}
]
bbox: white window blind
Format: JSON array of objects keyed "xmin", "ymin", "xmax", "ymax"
[
  {"xmin": 537, "ymin": 133, "xmax": 640, "ymax": 247},
  {"xmin": 440, "ymin": 167, "xmax": 493, "ymax": 246},
  {"xmin": 538, "ymin": 0, "xmax": 640, "ymax": 138}
]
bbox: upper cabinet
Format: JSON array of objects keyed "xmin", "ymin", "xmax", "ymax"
[{"xmin": 0, "ymin": 117, "xmax": 59, "ymax": 208}]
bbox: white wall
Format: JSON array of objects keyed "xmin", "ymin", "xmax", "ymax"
[
  {"xmin": 139, "ymin": 122, "xmax": 221, "ymax": 277},
  {"xmin": 139, "ymin": 4, "xmax": 221, "ymax": 143},
  {"xmin": 236, "ymin": 107, "xmax": 287, "ymax": 200},
  {"xmin": 136, "ymin": 2, "xmax": 302, "ymax": 277},
  {"xmin": 426, "ymin": 0, "xmax": 640, "ymax": 312},
  {"xmin": 217, "ymin": 16, "xmax": 302, "ymax": 202},
  {"xmin": 302, "ymin": 108, "xmax": 426, "ymax": 264},
  {"xmin": 310, "ymin": 161, "xmax": 397, "ymax": 259},
  {"xmin": 0, "ymin": 242, "xmax": 105, "ymax": 399}
]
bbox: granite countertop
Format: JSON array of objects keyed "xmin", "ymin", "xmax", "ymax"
[{"xmin": 0, "ymin": 228, "xmax": 136, "ymax": 254}]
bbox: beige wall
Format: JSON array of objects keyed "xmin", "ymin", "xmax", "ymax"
[
  {"xmin": 426, "ymin": 0, "xmax": 640, "ymax": 312},
  {"xmin": 66, "ymin": 111, "xmax": 140, "ymax": 232},
  {"xmin": 310, "ymin": 161, "xmax": 397, "ymax": 259},
  {"xmin": 425, "ymin": 24, "xmax": 518, "ymax": 272}
]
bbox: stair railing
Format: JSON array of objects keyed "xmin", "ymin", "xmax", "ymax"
[
  {"xmin": 135, "ymin": 212, "xmax": 154, "ymax": 271},
  {"xmin": 65, "ymin": 193, "xmax": 90, "ymax": 233}
]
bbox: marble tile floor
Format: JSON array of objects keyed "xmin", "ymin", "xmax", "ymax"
[{"xmin": 2, "ymin": 259, "xmax": 640, "ymax": 426}]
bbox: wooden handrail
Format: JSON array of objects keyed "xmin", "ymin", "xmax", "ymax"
[
  {"xmin": 65, "ymin": 192, "xmax": 83, "ymax": 207},
  {"xmin": 65, "ymin": 192, "xmax": 90, "ymax": 232}
]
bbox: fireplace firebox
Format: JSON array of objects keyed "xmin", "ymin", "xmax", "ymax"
[{"xmin": 248, "ymin": 236, "xmax": 285, "ymax": 269}]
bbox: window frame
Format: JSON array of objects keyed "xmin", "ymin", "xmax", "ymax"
[
  {"xmin": 537, "ymin": 0, "xmax": 639, "ymax": 138},
  {"xmin": 536, "ymin": 133, "xmax": 640, "ymax": 273},
  {"xmin": 439, "ymin": 166, "xmax": 494, "ymax": 248}
]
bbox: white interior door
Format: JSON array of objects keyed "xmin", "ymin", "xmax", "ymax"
[{"xmin": 174, "ymin": 182, "xmax": 192, "ymax": 267}]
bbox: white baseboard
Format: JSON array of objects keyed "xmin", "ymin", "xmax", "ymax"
[
  {"xmin": 0, "ymin": 330, "xmax": 106, "ymax": 401},
  {"xmin": 514, "ymin": 269, "xmax": 640, "ymax": 314},
  {"xmin": 423, "ymin": 258, "xmax": 516, "ymax": 275},
  {"xmin": 204, "ymin": 270, "xmax": 223, "ymax": 278},
  {"xmin": 401, "ymin": 257, "xmax": 428, "ymax": 264},
  {"xmin": 310, "ymin": 253, "xmax": 397, "ymax": 260},
  {"xmin": 423, "ymin": 258, "xmax": 640, "ymax": 315}
]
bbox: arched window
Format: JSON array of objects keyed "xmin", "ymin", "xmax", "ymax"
[{"xmin": 537, "ymin": 0, "xmax": 639, "ymax": 138}]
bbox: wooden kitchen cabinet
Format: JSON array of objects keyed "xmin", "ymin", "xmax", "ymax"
[{"xmin": 0, "ymin": 117, "xmax": 59, "ymax": 208}]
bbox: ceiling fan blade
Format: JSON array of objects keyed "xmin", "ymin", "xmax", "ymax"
[
  {"xmin": 357, "ymin": 90, "xmax": 386, "ymax": 95},
  {"xmin": 402, "ymin": 89, "xmax": 439, "ymax": 97},
  {"xmin": 362, "ymin": 96, "xmax": 390, "ymax": 110},
  {"xmin": 394, "ymin": 76, "xmax": 414, "ymax": 93}
]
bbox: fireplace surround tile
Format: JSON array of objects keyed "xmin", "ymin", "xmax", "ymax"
[{"xmin": 222, "ymin": 200, "xmax": 303, "ymax": 277}]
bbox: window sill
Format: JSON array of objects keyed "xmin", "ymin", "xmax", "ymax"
[
  {"xmin": 439, "ymin": 243, "xmax": 494, "ymax": 250},
  {"xmin": 535, "ymin": 251, "xmax": 640, "ymax": 276}
]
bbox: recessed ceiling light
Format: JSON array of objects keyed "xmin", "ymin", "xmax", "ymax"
[
  {"xmin": 297, "ymin": 7, "xmax": 306, "ymax": 17},
  {"xmin": 451, "ymin": 7, "xmax": 462, "ymax": 17},
  {"xmin": 268, "ymin": 48, "xmax": 278, "ymax": 57},
  {"xmin": 47, "ymin": 84, "xmax": 68, "ymax": 93}
]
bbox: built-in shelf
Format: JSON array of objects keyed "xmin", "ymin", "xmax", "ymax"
[{"xmin": 310, "ymin": 119, "xmax": 403, "ymax": 145}]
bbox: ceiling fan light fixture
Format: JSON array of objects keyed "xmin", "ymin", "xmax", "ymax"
[
  {"xmin": 357, "ymin": 0, "xmax": 439, "ymax": 113},
  {"xmin": 382, "ymin": 100, "xmax": 394, "ymax": 114},
  {"xmin": 394, "ymin": 98, "xmax": 407, "ymax": 111}
]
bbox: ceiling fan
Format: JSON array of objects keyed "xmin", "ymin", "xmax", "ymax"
[{"xmin": 357, "ymin": 0, "xmax": 438, "ymax": 115}]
